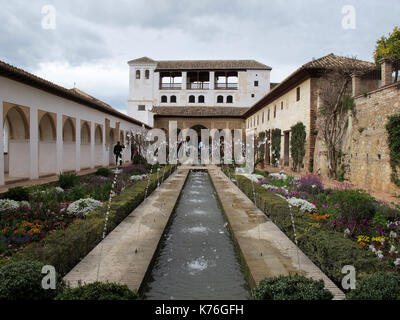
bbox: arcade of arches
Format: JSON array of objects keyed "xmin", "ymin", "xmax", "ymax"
[{"xmin": 2, "ymin": 102, "xmax": 133, "ymax": 184}]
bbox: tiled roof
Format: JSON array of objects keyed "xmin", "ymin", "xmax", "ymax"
[
  {"xmin": 128, "ymin": 57, "xmax": 157, "ymax": 64},
  {"xmin": 302, "ymin": 53, "xmax": 376, "ymax": 71},
  {"xmin": 152, "ymin": 106, "xmax": 249, "ymax": 117},
  {"xmin": 243, "ymin": 54, "xmax": 378, "ymax": 118},
  {"xmin": 0, "ymin": 59, "xmax": 149, "ymax": 128},
  {"xmin": 128, "ymin": 57, "xmax": 271, "ymax": 70}
]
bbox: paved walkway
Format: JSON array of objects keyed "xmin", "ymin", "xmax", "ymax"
[
  {"xmin": 0, "ymin": 163, "xmax": 128, "ymax": 193},
  {"xmin": 208, "ymin": 167, "xmax": 345, "ymax": 300},
  {"xmin": 63, "ymin": 168, "xmax": 189, "ymax": 292}
]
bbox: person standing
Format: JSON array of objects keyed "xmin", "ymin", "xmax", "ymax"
[{"xmin": 113, "ymin": 141, "xmax": 125, "ymax": 166}]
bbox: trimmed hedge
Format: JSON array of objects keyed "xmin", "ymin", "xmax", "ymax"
[
  {"xmin": 251, "ymin": 275, "xmax": 333, "ymax": 300},
  {"xmin": 346, "ymin": 273, "xmax": 400, "ymax": 300},
  {"xmin": 10, "ymin": 165, "xmax": 176, "ymax": 275},
  {"xmin": 0, "ymin": 260, "xmax": 65, "ymax": 300},
  {"xmin": 222, "ymin": 166, "xmax": 390, "ymax": 286},
  {"xmin": 56, "ymin": 282, "xmax": 139, "ymax": 300}
]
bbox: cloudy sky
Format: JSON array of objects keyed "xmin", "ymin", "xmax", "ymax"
[{"xmin": 1, "ymin": 0, "xmax": 399, "ymax": 113}]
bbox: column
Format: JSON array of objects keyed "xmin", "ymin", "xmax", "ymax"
[
  {"xmin": 56, "ymin": 113, "xmax": 63, "ymax": 174},
  {"xmin": 182, "ymin": 72, "xmax": 187, "ymax": 90},
  {"xmin": 75, "ymin": 117, "xmax": 81, "ymax": 172},
  {"xmin": 102, "ymin": 123, "xmax": 107, "ymax": 166},
  {"xmin": 380, "ymin": 58, "xmax": 393, "ymax": 87},
  {"xmin": 30, "ymin": 107, "xmax": 39, "ymax": 179},
  {"xmin": 90, "ymin": 121, "xmax": 95, "ymax": 168},
  {"xmin": 210, "ymin": 71, "xmax": 215, "ymax": 90},
  {"xmin": 0, "ymin": 102, "xmax": 4, "ymax": 185}
]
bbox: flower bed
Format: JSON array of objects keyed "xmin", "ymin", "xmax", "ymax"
[
  {"xmin": 222, "ymin": 165, "xmax": 398, "ymax": 289},
  {"xmin": 0, "ymin": 164, "xmax": 176, "ymax": 270}
]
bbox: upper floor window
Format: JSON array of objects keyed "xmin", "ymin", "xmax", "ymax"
[
  {"xmin": 281, "ymin": 101, "xmax": 284, "ymax": 110},
  {"xmin": 189, "ymin": 95, "xmax": 195, "ymax": 103},
  {"xmin": 138, "ymin": 105, "xmax": 145, "ymax": 111},
  {"xmin": 161, "ymin": 95, "xmax": 168, "ymax": 103},
  {"xmin": 296, "ymin": 87, "xmax": 301, "ymax": 101},
  {"xmin": 262, "ymin": 112, "xmax": 264, "ymax": 124},
  {"xmin": 198, "ymin": 95, "xmax": 205, "ymax": 103},
  {"xmin": 217, "ymin": 95, "xmax": 224, "ymax": 103},
  {"xmin": 274, "ymin": 105, "xmax": 277, "ymax": 118},
  {"xmin": 170, "ymin": 95, "xmax": 177, "ymax": 103},
  {"xmin": 227, "ymin": 95, "xmax": 233, "ymax": 104},
  {"xmin": 257, "ymin": 114, "xmax": 259, "ymax": 126},
  {"xmin": 254, "ymin": 81, "xmax": 259, "ymax": 87},
  {"xmin": 136, "ymin": 70, "xmax": 141, "ymax": 79},
  {"xmin": 145, "ymin": 70, "xmax": 150, "ymax": 79},
  {"xmin": 268, "ymin": 108, "xmax": 270, "ymax": 121}
]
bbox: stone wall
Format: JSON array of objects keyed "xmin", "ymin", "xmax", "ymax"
[
  {"xmin": 344, "ymin": 82, "xmax": 400, "ymax": 194},
  {"xmin": 314, "ymin": 82, "xmax": 400, "ymax": 195}
]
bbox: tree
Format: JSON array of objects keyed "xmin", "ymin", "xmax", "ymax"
[
  {"xmin": 290, "ymin": 122, "xmax": 306, "ymax": 172},
  {"xmin": 317, "ymin": 67, "xmax": 355, "ymax": 179},
  {"xmin": 374, "ymin": 26, "xmax": 400, "ymax": 82}
]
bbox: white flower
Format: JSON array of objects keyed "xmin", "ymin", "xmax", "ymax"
[
  {"xmin": 369, "ymin": 244, "xmax": 376, "ymax": 253},
  {"xmin": 390, "ymin": 245, "xmax": 397, "ymax": 254},
  {"xmin": 66, "ymin": 198, "xmax": 103, "ymax": 217},
  {"xmin": 376, "ymin": 250, "xmax": 384, "ymax": 259},
  {"xmin": 237, "ymin": 173, "xmax": 263, "ymax": 183},
  {"xmin": 19, "ymin": 201, "xmax": 30, "ymax": 209},
  {"xmin": 389, "ymin": 231, "xmax": 397, "ymax": 239},
  {"xmin": 269, "ymin": 172, "xmax": 288, "ymax": 180},
  {"xmin": 55, "ymin": 187, "xmax": 64, "ymax": 193},
  {"xmin": 0, "ymin": 199, "xmax": 20, "ymax": 212},
  {"xmin": 394, "ymin": 258, "xmax": 400, "ymax": 266},
  {"xmin": 130, "ymin": 174, "xmax": 148, "ymax": 182},
  {"xmin": 344, "ymin": 228, "xmax": 351, "ymax": 236},
  {"xmin": 287, "ymin": 198, "xmax": 317, "ymax": 213}
]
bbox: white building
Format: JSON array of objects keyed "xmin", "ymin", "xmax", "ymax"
[
  {"xmin": 0, "ymin": 60, "xmax": 148, "ymax": 186},
  {"xmin": 127, "ymin": 57, "xmax": 272, "ymax": 126}
]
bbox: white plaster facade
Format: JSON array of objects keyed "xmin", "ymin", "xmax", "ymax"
[
  {"xmin": 0, "ymin": 74, "xmax": 145, "ymax": 186},
  {"xmin": 127, "ymin": 57, "xmax": 271, "ymax": 127}
]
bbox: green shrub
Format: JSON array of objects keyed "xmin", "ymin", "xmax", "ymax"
[
  {"xmin": 29, "ymin": 187, "xmax": 62, "ymax": 219},
  {"xmin": 329, "ymin": 190, "xmax": 376, "ymax": 223},
  {"xmin": 66, "ymin": 185, "xmax": 86, "ymax": 202},
  {"xmin": 346, "ymin": 273, "xmax": 400, "ymax": 300},
  {"xmin": 56, "ymin": 282, "xmax": 139, "ymax": 300},
  {"xmin": 290, "ymin": 122, "xmax": 307, "ymax": 172},
  {"xmin": 58, "ymin": 173, "xmax": 79, "ymax": 189},
  {"xmin": 95, "ymin": 168, "xmax": 113, "ymax": 177},
  {"xmin": 2, "ymin": 186, "xmax": 30, "ymax": 201},
  {"xmin": 0, "ymin": 260, "xmax": 64, "ymax": 300},
  {"xmin": 251, "ymin": 275, "xmax": 333, "ymax": 300}
]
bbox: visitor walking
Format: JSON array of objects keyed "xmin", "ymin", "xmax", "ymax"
[{"xmin": 113, "ymin": 141, "xmax": 125, "ymax": 166}]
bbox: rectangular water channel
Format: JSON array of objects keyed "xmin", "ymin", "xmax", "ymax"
[{"xmin": 143, "ymin": 170, "xmax": 249, "ymax": 300}]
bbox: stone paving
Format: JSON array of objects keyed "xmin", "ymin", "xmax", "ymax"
[
  {"xmin": 208, "ymin": 167, "xmax": 345, "ymax": 300},
  {"xmin": 63, "ymin": 168, "xmax": 189, "ymax": 292}
]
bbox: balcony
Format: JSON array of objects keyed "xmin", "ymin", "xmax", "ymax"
[
  {"xmin": 215, "ymin": 83, "xmax": 238, "ymax": 90},
  {"xmin": 160, "ymin": 83, "xmax": 182, "ymax": 90},
  {"xmin": 187, "ymin": 82, "xmax": 210, "ymax": 90}
]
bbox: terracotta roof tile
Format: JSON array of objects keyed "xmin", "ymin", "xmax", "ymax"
[{"xmin": 152, "ymin": 106, "xmax": 249, "ymax": 117}]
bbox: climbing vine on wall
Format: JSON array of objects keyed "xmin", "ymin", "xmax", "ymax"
[
  {"xmin": 386, "ymin": 114, "xmax": 400, "ymax": 188},
  {"xmin": 290, "ymin": 122, "xmax": 307, "ymax": 172},
  {"xmin": 256, "ymin": 131, "xmax": 266, "ymax": 165},
  {"xmin": 271, "ymin": 129, "xmax": 281, "ymax": 167}
]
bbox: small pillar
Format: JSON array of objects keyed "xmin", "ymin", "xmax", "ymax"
[
  {"xmin": 379, "ymin": 58, "xmax": 393, "ymax": 86},
  {"xmin": 351, "ymin": 73, "xmax": 363, "ymax": 97}
]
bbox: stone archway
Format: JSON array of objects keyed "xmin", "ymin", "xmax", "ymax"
[
  {"xmin": 62, "ymin": 117, "xmax": 76, "ymax": 172},
  {"xmin": 38, "ymin": 112, "xmax": 57, "ymax": 175},
  {"xmin": 3, "ymin": 105, "xmax": 30, "ymax": 178},
  {"xmin": 80, "ymin": 121, "xmax": 91, "ymax": 169},
  {"xmin": 94, "ymin": 124, "xmax": 103, "ymax": 167}
]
